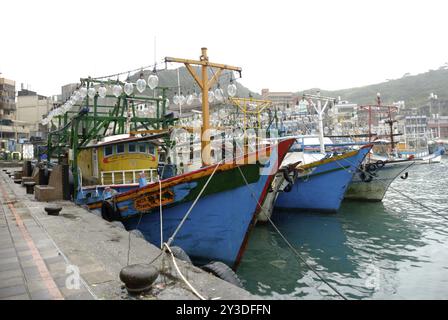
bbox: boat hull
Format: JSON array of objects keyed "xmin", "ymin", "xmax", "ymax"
[
  {"xmin": 275, "ymin": 145, "xmax": 371, "ymax": 212},
  {"xmin": 98, "ymin": 139, "xmax": 294, "ymax": 269},
  {"xmin": 275, "ymin": 146, "xmax": 371, "ymax": 212},
  {"xmin": 344, "ymin": 160, "xmax": 415, "ymax": 201}
]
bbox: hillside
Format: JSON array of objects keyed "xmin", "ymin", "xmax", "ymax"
[{"xmin": 301, "ymin": 67, "xmax": 448, "ymax": 108}]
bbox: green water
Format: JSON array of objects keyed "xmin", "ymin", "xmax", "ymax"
[{"xmin": 237, "ymin": 159, "xmax": 448, "ymax": 299}]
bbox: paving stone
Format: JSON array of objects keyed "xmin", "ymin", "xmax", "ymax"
[
  {"xmin": 0, "ymin": 242, "xmax": 14, "ymax": 250},
  {"xmin": 0, "ymin": 276, "xmax": 24, "ymax": 289},
  {"xmin": 18, "ymin": 253, "xmax": 34, "ymax": 262},
  {"xmin": 23, "ymin": 266, "xmax": 42, "ymax": 281},
  {"xmin": 0, "ymin": 268, "xmax": 21, "ymax": 280},
  {"xmin": 0, "ymin": 284, "xmax": 27, "ymax": 299},
  {"xmin": 82, "ymin": 270, "xmax": 115, "ymax": 285},
  {"xmin": 0, "ymin": 261, "xmax": 20, "ymax": 272},
  {"xmin": 53, "ymin": 276, "xmax": 68, "ymax": 289},
  {"xmin": 0, "ymin": 247, "xmax": 15, "ymax": 255},
  {"xmin": 0, "ymin": 256, "xmax": 18, "ymax": 265},
  {"xmin": 0, "ymin": 293, "xmax": 29, "ymax": 300},
  {"xmin": 48, "ymin": 261, "xmax": 68, "ymax": 273},
  {"xmin": 29, "ymin": 288, "xmax": 53, "ymax": 300},
  {"xmin": 20, "ymin": 259, "xmax": 39, "ymax": 268},
  {"xmin": 0, "ymin": 250, "xmax": 18, "ymax": 259},
  {"xmin": 60, "ymin": 287, "xmax": 94, "ymax": 300},
  {"xmin": 39, "ymin": 249, "xmax": 60, "ymax": 259},
  {"xmin": 44, "ymin": 255, "xmax": 65, "ymax": 265}
]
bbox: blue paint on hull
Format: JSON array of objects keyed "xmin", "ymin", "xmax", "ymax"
[
  {"xmin": 275, "ymin": 148, "xmax": 370, "ymax": 212},
  {"xmin": 121, "ymin": 174, "xmax": 268, "ymax": 267}
]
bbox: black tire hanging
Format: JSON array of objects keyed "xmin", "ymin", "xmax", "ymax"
[
  {"xmin": 101, "ymin": 200, "xmax": 122, "ymax": 222},
  {"xmin": 375, "ymin": 160, "xmax": 385, "ymax": 168},
  {"xmin": 170, "ymin": 246, "xmax": 192, "ymax": 264},
  {"xmin": 201, "ymin": 261, "xmax": 243, "ymax": 288}
]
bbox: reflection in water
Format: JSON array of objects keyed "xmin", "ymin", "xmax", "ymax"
[{"xmin": 237, "ymin": 161, "xmax": 448, "ymax": 299}]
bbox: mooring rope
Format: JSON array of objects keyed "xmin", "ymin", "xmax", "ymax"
[
  {"xmin": 236, "ymin": 166, "xmax": 348, "ymax": 300},
  {"xmin": 159, "ymin": 177, "xmax": 163, "ymax": 249},
  {"xmin": 162, "ymin": 243, "xmax": 208, "ymax": 300}
]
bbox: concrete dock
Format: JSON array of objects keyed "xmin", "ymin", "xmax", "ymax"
[{"xmin": 0, "ymin": 166, "xmax": 255, "ymax": 300}]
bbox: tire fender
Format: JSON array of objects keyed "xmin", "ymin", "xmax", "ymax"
[{"xmin": 201, "ymin": 261, "xmax": 243, "ymax": 288}]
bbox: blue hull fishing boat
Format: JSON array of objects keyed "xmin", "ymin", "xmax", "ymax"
[
  {"xmin": 87, "ymin": 139, "xmax": 294, "ymax": 268},
  {"xmin": 275, "ymin": 145, "xmax": 372, "ymax": 212}
]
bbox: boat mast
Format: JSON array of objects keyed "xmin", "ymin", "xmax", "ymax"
[
  {"xmin": 304, "ymin": 90, "xmax": 333, "ymax": 154},
  {"xmin": 165, "ymin": 48, "xmax": 242, "ymax": 166}
]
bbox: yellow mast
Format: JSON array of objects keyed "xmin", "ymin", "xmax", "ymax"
[{"xmin": 165, "ymin": 48, "xmax": 242, "ymax": 166}]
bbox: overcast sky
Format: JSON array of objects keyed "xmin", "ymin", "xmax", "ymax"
[{"xmin": 1, "ymin": 0, "xmax": 447, "ymax": 97}]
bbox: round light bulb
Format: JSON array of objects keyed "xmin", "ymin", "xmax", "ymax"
[
  {"xmin": 87, "ymin": 87, "xmax": 96, "ymax": 98},
  {"xmin": 79, "ymin": 87, "xmax": 87, "ymax": 98},
  {"xmin": 227, "ymin": 83, "xmax": 237, "ymax": 97},
  {"xmin": 173, "ymin": 94, "xmax": 179, "ymax": 105},
  {"xmin": 214, "ymin": 88, "xmax": 224, "ymax": 102},
  {"xmin": 113, "ymin": 84, "xmax": 123, "ymax": 97},
  {"xmin": 147, "ymin": 74, "xmax": 159, "ymax": 90},
  {"xmin": 179, "ymin": 95, "xmax": 186, "ymax": 105},
  {"xmin": 136, "ymin": 78, "xmax": 146, "ymax": 93},
  {"xmin": 124, "ymin": 82, "xmax": 134, "ymax": 96},
  {"xmin": 187, "ymin": 94, "xmax": 194, "ymax": 106},
  {"xmin": 98, "ymin": 85, "xmax": 107, "ymax": 98},
  {"xmin": 208, "ymin": 90, "xmax": 215, "ymax": 103}
]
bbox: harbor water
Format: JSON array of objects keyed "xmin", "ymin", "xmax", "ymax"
[{"xmin": 237, "ymin": 160, "xmax": 448, "ymax": 299}]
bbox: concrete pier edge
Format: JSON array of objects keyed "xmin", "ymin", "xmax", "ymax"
[{"xmin": 0, "ymin": 165, "xmax": 255, "ymax": 300}]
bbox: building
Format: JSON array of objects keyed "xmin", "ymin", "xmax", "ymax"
[
  {"xmin": 16, "ymin": 86, "xmax": 55, "ymax": 138},
  {"xmin": 61, "ymin": 83, "xmax": 79, "ymax": 102},
  {"xmin": 0, "ymin": 77, "xmax": 16, "ymax": 120},
  {"xmin": 0, "ymin": 77, "xmax": 31, "ymax": 141},
  {"xmin": 427, "ymin": 115, "xmax": 448, "ymax": 139},
  {"xmin": 261, "ymin": 89, "xmax": 297, "ymax": 110}
]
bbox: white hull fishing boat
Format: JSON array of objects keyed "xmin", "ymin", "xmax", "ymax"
[{"xmin": 344, "ymin": 159, "xmax": 415, "ymax": 201}]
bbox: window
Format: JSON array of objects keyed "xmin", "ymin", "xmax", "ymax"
[
  {"xmin": 147, "ymin": 144, "xmax": 155, "ymax": 155},
  {"xmin": 138, "ymin": 144, "xmax": 146, "ymax": 153},
  {"xmin": 116, "ymin": 144, "xmax": 125, "ymax": 154},
  {"xmin": 128, "ymin": 143, "xmax": 136, "ymax": 153},
  {"xmin": 104, "ymin": 146, "xmax": 113, "ymax": 157}
]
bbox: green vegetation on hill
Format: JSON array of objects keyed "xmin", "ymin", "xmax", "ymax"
[{"xmin": 300, "ymin": 67, "xmax": 448, "ymax": 108}]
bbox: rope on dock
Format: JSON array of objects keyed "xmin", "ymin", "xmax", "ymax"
[
  {"xmin": 236, "ymin": 166, "xmax": 348, "ymax": 300},
  {"xmin": 163, "ymin": 243, "xmax": 208, "ymax": 300}
]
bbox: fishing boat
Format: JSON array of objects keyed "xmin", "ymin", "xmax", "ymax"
[
  {"xmin": 75, "ymin": 133, "xmax": 164, "ymax": 206},
  {"xmin": 273, "ymin": 143, "xmax": 372, "ymax": 213},
  {"xmin": 344, "ymin": 158, "xmax": 415, "ymax": 201},
  {"xmin": 87, "ymin": 138, "xmax": 294, "ymax": 268}
]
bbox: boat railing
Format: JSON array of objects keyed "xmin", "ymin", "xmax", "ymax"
[{"xmin": 100, "ymin": 169, "xmax": 158, "ymax": 185}]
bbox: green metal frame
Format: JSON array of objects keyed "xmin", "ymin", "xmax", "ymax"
[{"xmin": 45, "ymin": 77, "xmax": 177, "ymax": 197}]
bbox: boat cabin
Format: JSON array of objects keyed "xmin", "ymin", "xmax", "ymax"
[{"xmin": 77, "ymin": 134, "xmax": 160, "ymax": 186}]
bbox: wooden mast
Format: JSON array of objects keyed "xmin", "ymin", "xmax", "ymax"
[{"xmin": 165, "ymin": 48, "xmax": 242, "ymax": 166}]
